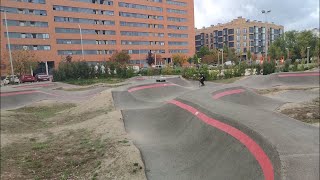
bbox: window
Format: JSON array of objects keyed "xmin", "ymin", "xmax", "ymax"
[
  {"xmin": 168, "ymin": 33, "xmax": 188, "ymax": 38},
  {"xmin": 237, "ymin": 36, "xmax": 240, "ymax": 41},
  {"xmin": 53, "ymin": 5, "xmax": 114, "ymax": 16},
  {"xmin": 166, "ymin": 0, "xmax": 186, "ymax": 6},
  {"xmin": 167, "ymin": 8, "xmax": 187, "ymax": 14},
  {"xmin": 167, "ymin": 17, "xmax": 187, "ymax": 22},
  {"xmin": 169, "ymin": 49, "xmax": 188, "ymax": 53},
  {"xmin": 168, "ymin": 41, "xmax": 188, "ymax": 46},
  {"xmin": 54, "ymin": 16, "xmax": 115, "ymax": 26},
  {"xmin": 11, "ymin": 0, "xmax": 46, "ymax": 4},
  {"xmin": 243, "ymin": 28, "xmax": 247, "ymax": 34},
  {"xmin": 228, "ymin": 29, "xmax": 234, "ymax": 34},
  {"xmin": 168, "ymin": 25, "xmax": 188, "ymax": 30},
  {"xmin": 236, "ymin": 28, "xmax": 240, "ymax": 34},
  {"xmin": 118, "ymin": 2, "xmax": 162, "ymax": 12},
  {"xmin": 7, "ymin": 44, "xmax": 50, "ymax": 50}
]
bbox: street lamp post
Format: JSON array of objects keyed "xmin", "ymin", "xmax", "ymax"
[
  {"xmin": 78, "ymin": 24, "xmax": 84, "ymax": 60},
  {"xmin": 262, "ymin": 10, "xmax": 271, "ymax": 61},
  {"xmin": 286, "ymin": 48, "xmax": 289, "ymax": 60},
  {"xmin": 218, "ymin": 51, "xmax": 220, "ymax": 67},
  {"xmin": 220, "ymin": 49, "xmax": 224, "ymax": 69},
  {"xmin": 3, "ymin": 10, "xmax": 14, "ymax": 83},
  {"xmin": 307, "ymin": 47, "xmax": 310, "ymax": 68}
]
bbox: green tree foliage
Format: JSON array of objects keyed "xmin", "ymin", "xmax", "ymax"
[
  {"xmin": 269, "ymin": 30, "xmax": 318, "ymax": 61},
  {"xmin": 197, "ymin": 46, "xmax": 211, "ymax": 58},
  {"xmin": 247, "ymin": 50, "xmax": 252, "ymax": 60}
]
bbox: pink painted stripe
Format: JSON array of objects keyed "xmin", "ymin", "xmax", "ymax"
[
  {"xmin": 169, "ymin": 100, "xmax": 274, "ymax": 180},
  {"xmin": 278, "ymin": 72, "xmax": 320, "ymax": 77},
  {"xmin": 213, "ymin": 89, "xmax": 245, "ymax": 99},
  {"xmin": 128, "ymin": 83, "xmax": 175, "ymax": 92},
  {"xmin": 14, "ymin": 83, "xmax": 55, "ymax": 88}
]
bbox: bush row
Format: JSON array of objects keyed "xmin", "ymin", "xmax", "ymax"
[{"xmin": 53, "ymin": 61, "xmax": 135, "ymax": 82}]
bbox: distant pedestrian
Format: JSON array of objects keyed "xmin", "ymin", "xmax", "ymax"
[{"xmin": 199, "ymin": 73, "xmax": 206, "ymax": 86}]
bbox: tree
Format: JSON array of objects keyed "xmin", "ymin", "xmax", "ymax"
[
  {"xmin": 172, "ymin": 54, "xmax": 187, "ymax": 66},
  {"xmin": 109, "ymin": 50, "xmax": 131, "ymax": 65},
  {"xmin": 197, "ymin": 46, "xmax": 211, "ymax": 58},
  {"xmin": 187, "ymin": 57, "xmax": 193, "ymax": 64},
  {"xmin": 201, "ymin": 49, "xmax": 219, "ymax": 64},
  {"xmin": 3, "ymin": 50, "xmax": 39, "ymax": 76},
  {"xmin": 146, "ymin": 51, "xmax": 155, "ymax": 66},
  {"xmin": 192, "ymin": 54, "xmax": 200, "ymax": 64},
  {"xmin": 247, "ymin": 50, "xmax": 252, "ymax": 61},
  {"xmin": 65, "ymin": 55, "xmax": 72, "ymax": 63}
]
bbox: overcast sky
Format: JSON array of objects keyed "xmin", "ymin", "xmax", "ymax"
[{"xmin": 194, "ymin": 0, "xmax": 319, "ymax": 31}]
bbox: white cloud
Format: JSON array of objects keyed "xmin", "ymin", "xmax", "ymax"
[{"xmin": 194, "ymin": 0, "xmax": 319, "ymax": 31}]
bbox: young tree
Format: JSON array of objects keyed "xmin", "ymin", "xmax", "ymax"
[
  {"xmin": 146, "ymin": 51, "xmax": 155, "ymax": 66},
  {"xmin": 197, "ymin": 46, "xmax": 211, "ymax": 58},
  {"xmin": 172, "ymin": 54, "xmax": 187, "ymax": 67},
  {"xmin": 187, "ymin": 57, "xmax": 193, "ymax": 64},
  {"xmin": 192, "ymin": 54, "xmax": 200, "ymax": 64},
  {"xmin": 247, "ymin": 50, "xmax": 252, "ymax": 61},
  {"xmin": 109, "ymin": 50, "xmax": 131, "ymax": 65},
  {"xmin": 65, "ymin": 55, "xmax": 72, "ymax": 63},
  {"xmin": 3, "ymin": 50, "xmax": 39, "ymax": 76}
]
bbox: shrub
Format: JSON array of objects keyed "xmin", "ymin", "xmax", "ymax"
[
  {"xmin": 262, "ymin": 61, "xmax": 276, "ymax": 75},
  {"xmin": 292, "ymin": 62, "xmax": 299, "ymax": 72},
  {"xmin": 283, "ymin": 60, "xmax": 290, "ymax": 72},
  {"xmin": 209, "ymin": 70, "xmax": 219, "ymax": 80},
  {"xmin": 255, "ymin": 64, "xmax": 262, "ymax": 75},
  {"xmin": 182, "ymin": 67, "xmax": 198, "ymax": 79},
  {"xmin": 162, "ymin": 66, "xmax": 173, "ymax": 75},
  {"xmin": 224, "ymin": 69, "xmax": 233, "ymax": 79}
]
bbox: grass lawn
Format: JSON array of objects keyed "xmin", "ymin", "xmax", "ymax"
[
  {"xmin": 63, "ymin": 78, "xmax": 126, "ymax": 86},
  {"xmin": 211, "ymin": 77, "xmax": 244, "ymax": 84}
]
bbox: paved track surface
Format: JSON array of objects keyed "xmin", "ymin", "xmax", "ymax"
[
  {"xmin": 113, "ymin": 74, "xmax": 319, "ymax": 180},
  {"xmin": 1, "ymin": 74, "xmax": 319, "ymax": 180}
]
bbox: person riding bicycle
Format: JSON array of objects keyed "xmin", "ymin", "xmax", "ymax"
[{"xmin": 199, "ymin": 73, "xmax": 206, "ymax": 86}]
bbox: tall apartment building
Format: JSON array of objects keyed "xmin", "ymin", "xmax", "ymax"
[
  {"xmin": 1, "ymin": 0, "xmax": 195, "ymax": 75},
  {"xmin": 195, "ymin": 17, "xmax": 284, "ymax": 59}
]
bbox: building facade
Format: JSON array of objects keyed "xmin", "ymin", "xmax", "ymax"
[
  {"xmin": 195, "ymin": 17, "xmax": 284, "ymax": 59},
  {"xmin": 1, "ymin": 0, "xmax": 195, "ymax": 75}
]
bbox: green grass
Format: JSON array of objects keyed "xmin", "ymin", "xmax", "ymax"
[
  {"xmin": 12, "ymin": 103, "xmax": 76, "ymax": 119},
  {"xmin": 211, "ymin": 77, "xmax": 243, "ymax": 84},
  {"xmin": 63, "ymin": 78, "xmax": 125, "ymax": 86}
]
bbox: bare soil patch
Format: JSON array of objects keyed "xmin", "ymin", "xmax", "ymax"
[
  {"xmin": 255, "ymin": 86, "xmax": 319, "ymax": 95},
  {"xmin": 1, "ymin": 90, "xmax": 146, "ymax": 180},
  {"xmin": 277, "ymin": 97, "xmax": 320, "ymax": 124}
]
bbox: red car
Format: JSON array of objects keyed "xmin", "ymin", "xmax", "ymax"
[
  {"xmin": 35, "ymin": 73, "xmax": 50, "ymax": 82},
  {"xmin": 20, "ymin": 75, "xmax": 36, "ymax": 83}
]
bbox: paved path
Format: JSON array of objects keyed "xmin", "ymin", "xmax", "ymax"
[{"xmin": 113, "ymin": 73, "xmax": 319, "ymax": 180}]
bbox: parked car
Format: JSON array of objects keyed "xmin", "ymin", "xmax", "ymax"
[
  {"xmin": 156, "ymin": 75, "xmax": 166, "ymax": 82},
  {"xmin": 3, "ymin": 75, "xmax": 20, "ymax": 85},
  {"xmin": 20, "ymin": 74, "xmax": 36, "ymax": 83},
  {"xmin": 35, "ymin": 73, "xmax": 50, "ymax": 82}
]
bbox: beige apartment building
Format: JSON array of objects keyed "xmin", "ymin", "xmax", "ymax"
[
  {"xmin": 195, "ymin": 17, "xmax": 284, "ymax": 59},
  {"xmin": 1, "ymin": 0, "xmax": 195, "ymax": 75}
]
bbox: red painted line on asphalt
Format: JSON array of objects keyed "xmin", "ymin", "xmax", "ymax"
[
  {"xmin": 13, "ymin": 83, "xmax": 55, "ymax": 88},
  {"xmin": 213, "ymin": 89, "xmax": 245, "ymax": 99},
  {"xmin": 277, "ymin": 72, "xmax": 320, "ymax": 77},
  {"xmin": 128, "ymin": 83, "xmax": 176, "ymax": 92},
  {"xmin": 169, "ymin": 100, "xmax": 274, "ymax": 180}
]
